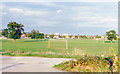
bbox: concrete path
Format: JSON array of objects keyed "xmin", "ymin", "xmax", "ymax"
[{"xmin": 1, "ymin": 56, "xmax": 71, "ymax": 72}]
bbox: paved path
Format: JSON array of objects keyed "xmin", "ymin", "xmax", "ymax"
[{"xmin": 1, "ymin": 56, "xmax": 71, "ymax": 72}]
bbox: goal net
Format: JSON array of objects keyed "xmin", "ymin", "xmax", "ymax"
[{"xmin": 47, "ymin": 39, "xmax": 68, "ymax": 49}]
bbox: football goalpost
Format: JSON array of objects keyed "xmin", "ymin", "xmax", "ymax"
[{"xmin": 48, "ymin": 39, "xmax": 68, "ymax": 49}]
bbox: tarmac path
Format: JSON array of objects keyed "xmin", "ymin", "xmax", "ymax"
[{"xmin": 1, "ymin": 56, "xmax": 71, "ymax": 72}]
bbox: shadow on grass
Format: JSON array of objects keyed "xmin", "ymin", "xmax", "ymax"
[{"xmin": 24, "ymin": 39, "xmax": 48, "ymax": 42}]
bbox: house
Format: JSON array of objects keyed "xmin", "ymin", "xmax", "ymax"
[
  {"xmin": 54, "ymin": 33, "xmax": 60, "ymax": 39},
  {"xmin": 21, "ymin": 33, "xmax": 29, "ymax": 38},
  {"xmin": 101, "ymin": 36, "xmax": 108, "ymax": 40},
  {"xmin": 87, "ymin": 36, "xmax": 96, "ymax": 39},
  {"xmin": 71, "ymin": 36, "xmax": 74, "ymax": 39},
  {"xmin": 62, "ymin": 33, "xmax": 69, "ymax": 39},
  {"xmin": 70, "ymin": 34, "xmax": 75, "ymax": 39},
  {"xmin": 77, "ymin": 35, "xmax": 80, "ymax": 39},
  {"xmin": 45, "ymin": 34, "xmax": 50, "ymax": 38},
  {"xmin": 0, "ymin": 36, "xmax": 7, "ymax": 39},
  {"xmin": 101, "ymin": 36, "xmax": 104, "ymax": 39}
]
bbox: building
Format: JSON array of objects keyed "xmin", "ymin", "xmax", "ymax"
[
  {"xmin": 21, "ymin": 33, "xmax": 29, "ymax": 38},
  {"xmin": 101, "ymin": 36, "xmax": 108, "ymax": 40},
  {"xmin": 87, "ymin": 36, "xmax": 96, "ymax": 39},
  {"xmin": 62, "ymin": 33, "xmax": 69, "ymax": 39},
  {"xmin": 54, "ymin": 33, "xmax": 60, "ymax": 39},
  {"xmin": 0, "ymin": 36, "xmax": 7, "ymax": 39}
]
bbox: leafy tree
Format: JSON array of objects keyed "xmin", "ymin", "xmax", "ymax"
[
  {"xmin": 7, "ymin": 22, "xmax": 24, "ymax": 40},
  {"xmin": 69, "ymin": 35, "xmax": 72, "ymax": 38},
  {"xmin": 35, "ymin": 33, "xmax": 40, "ymax": 39},
  {"xmin": 95, "ymin": 35, "xmax": 101, "ymax": 38},
  {"xmin": 28, "ymin": 30, "xmax": 44, "ymax": 39},
  {"xmin": 40, "ymin": 33, "xmax": 44, "ymax": 39},
  {"xmin": 28, "ymin": 33, "xmax": 32, "ymax": 38},
  {"xmin": 81, "ymin": 35, "xmax": 88, "ymax": 38},
  {"xmin": 1, "ymin": 29, "xmax": 9, "ymax": 37},
  {"xmin": 44, "ymin": 34, "xmax": 47, "ymax": 38},
  {"xmin": 50, "ymin": 34, "xmax": 54, "ymax": 38},
  {"xmin": 31, "ymin": 30, "xmax": 36, "ymax": 34},
  {"xmin": 63, "ymin": 36, "xmax": 66, "ymax": 38},
  {"xmin": 59, "ymin": 35, "xmax": 62, "ymax": 38},
  {"xmin": 106, "ymin": 30, "xmax": 117, "ymax": 43},
  {"xmin": 75, "ymin": 36, "xmax": 78, "ymax": 39}
]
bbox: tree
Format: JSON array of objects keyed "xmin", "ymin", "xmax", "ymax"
[
  {"xmin": 106, "ymin": 30, "xmax": 117, "ymax": 43},
  {"xmin": 63, "ymin": 36, "xmax": 66, "ymax": 38},
  {"xmin": 44, "ymin": 34, "xmax": 47, "ymax": 38},
  {"xmin": 50, "ymin": 34, "xmax": 54, "ymax": 38},
  {"xmin": 7, "ymin": 22, "xmax": 24, "ymax": 40},
  {"xmin": 31, "ymin": 30, "xmax": 36, "ymax": 34},
  {"xmin": 69, "ymin": 35, "xmax": 72, "ymax": 39},
  {"xmin": 95, "ymin": 35, "xmax": 101, "ymax": 38},
  {"xmin": 28, "ymin": 30, "xmax": 44, "ymax": 39},
  {"xmin": 81, "ymin": 35, "xmax": 88, "ymax": 38},
  {"xmin": 1, "ymin": 29, "xmax": 9, "ymax": 37},
  {"xmin": 75, "ymin": 36, "xmax": 78, "ymax": 39},
  {"xmin": 59, "ymin": 35, "xmax": 63, "ymax": 38}
]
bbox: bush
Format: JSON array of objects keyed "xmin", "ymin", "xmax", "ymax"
[
  {"xmin": 54, "ymin": 48, "xmax": 118, "ymax": 72},
  {"xmin": 104, "ymin": 41, "xmax": 116, "ymax": 43}
]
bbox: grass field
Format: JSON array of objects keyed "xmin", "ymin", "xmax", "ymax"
[
  {"xmin": 1, "ymin": 39, "xmax": 118, "ymax": 58},
  {"xmin": 49, "ymin": 39, "xmax": 67, "ymax": 49}
]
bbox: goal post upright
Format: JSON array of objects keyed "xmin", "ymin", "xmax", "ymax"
[
  {"xmin": 48, "ymin": 39, "xmax": 68, "ymax": 49},
  {"xmin": 48, "ymin": 39, "xmax": 50, "ymax": 48},
  {"xmin": 66, "ymin": 39, "xmax": 68, "ymax": 49}
]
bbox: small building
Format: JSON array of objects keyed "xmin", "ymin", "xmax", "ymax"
[
  {"xmin": 54, "ymin": 33, "xmax": 60, "ymax": 39},
  {"xmin": 0, "ymin": 36, "xmax": 7, "ymax": 39},
  {"xmin": 45, "ymin": 34, "xmax": 50, "ymax": 38},
  {"xmin": 87, "ymin": 36, "xmax": 96, "ymax": 39},
  {"xmin": 21, "ymin": 33, "xmax": 29, "ymax": 38},
  {"xmin": 71, "ymin": 36, "xmax": 74, "ymax": 39},
  {"xmin": 62, "ymin": 33, "xmax": 69, "ymax": 39}
]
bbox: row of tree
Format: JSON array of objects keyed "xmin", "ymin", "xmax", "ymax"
[
  {"xmin": 1, "ymin": 22, "xmax": 44, "ymax": 40},
  {"xmin": 1, "ymin": 22, "xmax": 118, "ymax": 42},
  {"xmin": 28, "ymin": 30, "xmax": 44, "ymax": 39},
  {"xmin": 45, "ymin": 34, "xmax": 88, "ymax": 39}
]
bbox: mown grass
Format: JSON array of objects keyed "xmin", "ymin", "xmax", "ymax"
[{"xmin": 1, "ymin": 38, "xmax": 118, "ymax": 58}]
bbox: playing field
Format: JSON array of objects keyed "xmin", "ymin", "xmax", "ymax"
[{"xmin": 1, "ymin": 39, "xmax": 118, "ymax": 58}]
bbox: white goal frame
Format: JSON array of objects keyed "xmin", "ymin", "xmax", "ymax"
[{"xmin": 48, "ymin": 39, "xmax": 68, "ymax": 49}]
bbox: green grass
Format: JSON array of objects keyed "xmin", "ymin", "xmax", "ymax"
[
  {"xmin": 1, "ymin": 38, "xmax": 118, "ymax": 58},
  {"xmin": 50, "ymin": 39, "xmax": 67, "ymax": 49}
]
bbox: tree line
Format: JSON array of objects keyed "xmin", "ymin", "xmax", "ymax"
[
  {"xmin": 28, "ymin": 30, "xmax": 44, "ymax": 39},
  {"xmin": 1, "ymin": 22, "xmax": 118, "ymax": 42},
  {"xmin": 1, "ymin": 22, "xmax": 44, "ymax": 40}
]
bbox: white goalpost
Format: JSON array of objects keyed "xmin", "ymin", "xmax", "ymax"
[
  {"xmin": 66, "ymin": 39, "xmax": 68, "ymax": 49},
  {"xmin": 48, "ymin": 39, "xmax": 68, "ymax": 49},
  {"xmin": 48, "ymin": 39, "xmax": 50, "ymax": 48}
]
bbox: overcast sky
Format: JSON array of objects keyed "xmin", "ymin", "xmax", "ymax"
[{"xmin": 0, "ymin": 2, "xmax": 118, "ymax": 35}]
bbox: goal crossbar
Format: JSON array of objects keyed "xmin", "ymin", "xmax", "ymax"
[{"xmin": 47, "ymin": 39, "xmax": 68, "ymax": 49}]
